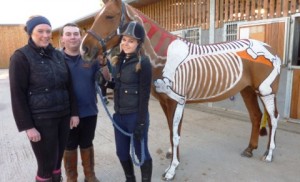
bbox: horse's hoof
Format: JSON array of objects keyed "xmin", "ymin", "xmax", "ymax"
[
  {"xmin": 162, "ymin": 172, "xmax": 175, "ymax": 181},
  {"xmin": 261, "ymin": 156, "xmax": 273, "ymax": 162},
  {"xmin": 166, "ymin": 151, "xmax": 172, "ymax": 159},
  {"xmin": 261, "ymin": 151, "xmax": 273, "ymax": 162},
  {"xmin": 241, "ymin": 148, "xmax": 253, "ymax": 158},
  {"xmin": 259, "ymin": 127, "xmax": 268, "ymax": 136}
]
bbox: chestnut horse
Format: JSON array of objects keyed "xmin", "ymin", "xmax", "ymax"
[{"xmin": 80, "ymin": 0, "xmax": 281, "ymax": 180}]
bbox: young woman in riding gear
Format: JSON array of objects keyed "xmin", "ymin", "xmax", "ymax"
[{"xmin": 99, "ymin": 21, "xmax": 153, "ymax": 182}]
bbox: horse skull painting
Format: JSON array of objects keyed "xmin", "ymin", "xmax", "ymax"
[{"xmin": 80, "ymin": 0, "xmax": 281, "ymax": 180}]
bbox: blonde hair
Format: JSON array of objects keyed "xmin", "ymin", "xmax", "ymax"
[{"xmin": 111, "ymin": 56, "xmax": 119, "ymax": 66}]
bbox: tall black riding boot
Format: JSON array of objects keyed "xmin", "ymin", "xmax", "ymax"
[
  {"xmin": 52, "ymin": 172, "xmax": 63, "ymax": 182},
  {"xmin": 140, "ymin": 160, "xmax": 152, "ymax": 182},
  {"xmin": 120, "ymin": 160, "xmax": 136, "ymax": 182}
]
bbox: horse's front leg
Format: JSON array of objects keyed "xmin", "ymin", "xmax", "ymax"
[
  {"xmin": 162, "ymin": 102, "xmax": 185, "ymax": 181},
  {"xmin": 260, "ymin": 94, "xmax": 279, "ymax": 162}
]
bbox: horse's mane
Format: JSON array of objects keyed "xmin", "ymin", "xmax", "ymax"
[{"xmin": 126, "ymin": 6, "xmax": 178, "ymax": 57}]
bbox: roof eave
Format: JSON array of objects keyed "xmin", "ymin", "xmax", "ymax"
[{"xmin": 124, "ymin": 0, "xmax": 161, "ymax": 8}]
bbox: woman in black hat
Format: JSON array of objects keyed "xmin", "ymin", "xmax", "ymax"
[{"xmin": 99, "ymin": 21, "xmax": 153, "ymax": 182}]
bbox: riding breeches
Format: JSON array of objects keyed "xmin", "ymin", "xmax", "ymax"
[
  {"xmin": 30, "ymin": 115, "xmax": 70, "ymax": 178},
  {"xmin": 113, "ymin": 112, "xmax": 152, "ymax": 162}
]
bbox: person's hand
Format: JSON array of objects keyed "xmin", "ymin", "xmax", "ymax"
[
  {"xmin": 26, "ymin": 128, "xmax": 41, "ymax": 142},
  {"xmin": 134, "ymin": 123, "xmax": 145, "ymax": 141},
  {"xmin": 70, "ymin": 116, "xmax": 80, "ymax": 129},
  {"xmin": 98, "ymin": 56, "xmax": 106, "ymax": 65},
  {"xmin": 101, "ymin": 66, "xmax": 111, "ymax": 81},
  {"xmin": 95, "ymin": 70, "xmax": 107, "ymax": 87}
]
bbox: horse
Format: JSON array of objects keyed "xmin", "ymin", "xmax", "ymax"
[{"xmin": 80, "ymin": 0, "xmax": 281, "ymax": 180}]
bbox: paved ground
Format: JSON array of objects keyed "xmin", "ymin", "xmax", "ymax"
[{"xmin": 1, "ymin": 68, "xmax": 300, "ymax": 182}]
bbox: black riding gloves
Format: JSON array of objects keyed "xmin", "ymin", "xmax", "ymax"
[{"xmin": 134, "ymin": 123, "xmax": 145, "ymax": 141}]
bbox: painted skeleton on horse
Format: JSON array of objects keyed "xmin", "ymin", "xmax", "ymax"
[{"xmin": 80, "ymin": 0, "xmax": 281, "ymax": 180}]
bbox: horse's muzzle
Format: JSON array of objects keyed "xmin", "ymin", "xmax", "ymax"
[{"xmin": 80, "ymin": 44, "xmax": 99, "ymax": 62}]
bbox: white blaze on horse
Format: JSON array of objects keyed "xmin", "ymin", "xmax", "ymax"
[{"xmin": 80, "ymin": 0, "xmax": 281, "ymax": 180}]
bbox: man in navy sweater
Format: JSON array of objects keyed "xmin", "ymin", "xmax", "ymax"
[{"xmin": 60, "ymin": 23, "xmax": 100, "ymax": 182}]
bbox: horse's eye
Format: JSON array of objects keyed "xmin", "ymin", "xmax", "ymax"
[{"xmin": 106, "ymin": 15, "xmax": 114, "ymax": 20}]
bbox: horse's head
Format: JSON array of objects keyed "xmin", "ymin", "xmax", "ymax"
[{"xmin": 80, "ymin": 0, "xmax": 126, "ymax": 61}]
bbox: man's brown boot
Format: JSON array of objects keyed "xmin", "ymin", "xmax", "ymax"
[
  {"xmin": 80, "ymin": 146, "xmax": 100, "ymax": 182},
  {"xmin": 63, "ymin": 149, "xmax": 78, "ymax": 182}
]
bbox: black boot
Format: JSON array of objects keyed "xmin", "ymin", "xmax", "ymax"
[
  {"xmin": 141, "ymin": 160, "xmax": 152, "ymax": 182},
  {"xmin": 52, "ymin": 172, "xmax": 63, "ymax": 182},
  {"xmin": 120, "ymin": 160, "xmax": 136, "ymax": 182}
]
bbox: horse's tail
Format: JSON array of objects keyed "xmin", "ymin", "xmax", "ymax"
[{"xmin": 259, "ymin": 109, "xmax": 268, "ymax": 136}]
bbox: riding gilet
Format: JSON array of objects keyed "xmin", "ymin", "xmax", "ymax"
[
  {"xmin": 18, "ymin": 44, "xmax": 70, "ymax": 119},
  {"xmin": 113, "ymin": 55, "xmax": 140, "ymax": 114}
]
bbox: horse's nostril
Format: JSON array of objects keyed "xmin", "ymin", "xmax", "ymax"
[{"xmin": 83, "ymin": 46, "xmax": 89, "ymax": 54}]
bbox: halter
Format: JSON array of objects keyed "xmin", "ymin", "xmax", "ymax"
[{"xmin": 87, "ymin": 2, "xmax": 126, "ymax": 57}]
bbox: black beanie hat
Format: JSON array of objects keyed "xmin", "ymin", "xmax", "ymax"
[{"xmin": 25, "ymin": 16, "xmax": 51, "ymax": 35}]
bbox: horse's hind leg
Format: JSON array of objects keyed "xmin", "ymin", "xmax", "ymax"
[
  {"xmin": 240, "ymin": 86, "xmax": 263, "ymax": 158},
  {"xmin": 260, "ymin": 94, "xmax": 279, "ymax": 162}
]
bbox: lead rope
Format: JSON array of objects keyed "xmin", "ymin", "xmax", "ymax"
[{"xmin": 95, "ymin": 82, "xmax": 145, "ymax": 166}]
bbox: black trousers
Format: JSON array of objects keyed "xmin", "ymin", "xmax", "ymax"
[
  {"xmin": 30, "ymin": 115, "xmax": 70, "ymax": 178},
  {"xmin": 65, "ymin": 115, "xmax": 98, "ymax": 150}
]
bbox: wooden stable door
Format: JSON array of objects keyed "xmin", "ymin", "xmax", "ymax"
[
  {"xmin": 290, "ymin": 16, "xmax": 300, "ymax": 119},
  {"xmin": 290, "ymin": 69, "xmax": 300, "ymax": 119}
]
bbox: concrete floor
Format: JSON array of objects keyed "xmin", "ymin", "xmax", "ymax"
[{"xmin": 1, "ymin": 69, "xmax": 300, "ymax": 182}]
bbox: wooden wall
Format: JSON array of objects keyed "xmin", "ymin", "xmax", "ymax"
[
  {"xmin": 139, "ymin": 0, "xmax": 208, "ymax": 31},
  {"xmin": 139, "ymin": 0, "xmax": 300, "ymax": 31},
  {"xmin": 0, "ymin": 25, "xmax": 28, "ymax": 68}
]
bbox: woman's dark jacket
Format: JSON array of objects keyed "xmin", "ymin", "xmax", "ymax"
[
  {"xmin": 112, "ymin": 53, "xmax": 152, "ymax": 124},
  {"xmin": 9, "ymin": 39, "xmax": 78, "ymax": 132}
]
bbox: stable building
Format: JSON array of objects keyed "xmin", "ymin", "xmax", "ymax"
[{"xmin": 2, "ymin": 0, "xmax": 300, "ymax": 122}]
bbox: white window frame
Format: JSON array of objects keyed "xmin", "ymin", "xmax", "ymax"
[{"xmin": 224, "ymin": 22, "xmax": 239, "ymax": 42}]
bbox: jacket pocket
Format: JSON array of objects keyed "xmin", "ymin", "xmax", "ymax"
[
  {"xmin": 119, "ymin": 87, "xmax": 139, "ymax": 109},
  {"xmin": 28, "ymin": 88, "xmax": 53, "ymax": 110}
]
